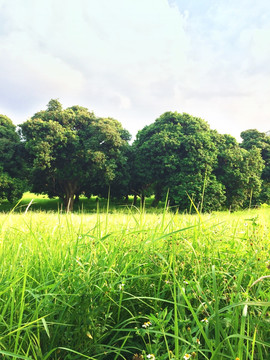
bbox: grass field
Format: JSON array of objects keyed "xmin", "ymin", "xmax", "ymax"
[
  {"xmin": 0, "ymin": 196, "xmax": 269, "ymax": 360},
  {"xmin": 0, "ymin": 193, "xmax": 165, "ymax": 214}
]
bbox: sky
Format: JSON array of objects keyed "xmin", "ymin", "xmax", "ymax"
[{"xmin": 0, "ymin": 0, "xmax": 269, "ymax": 141}]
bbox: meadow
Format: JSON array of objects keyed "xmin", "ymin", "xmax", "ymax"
[{"xmin": 0, "ymin": 195, "xmax": 269, "ymax": 360}]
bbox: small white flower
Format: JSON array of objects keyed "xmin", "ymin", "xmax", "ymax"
[
  {"xmin": 119, "ymin": 283, "xmax": 125, "ymax": 290},
  {"xmin": 183, "ymin": 354, "xmax": 191, "ymax": 360},
  {"xmin": 196, "ymin": 338, "xmax": 201, "ymax": 345},
  {"xmin": 142, "ymin": 321, "xmax": 152, "ymax": 328},
  {"xmin": 201, "ymin": 317, "xmax": 208, "ymax": 323},
  {"xmin": 146, "ymin": 354, "xmax": 156, "ymax": 360},
  {"xmin": 183, "ymin": 280, "xmax": 189, "ymax": 285}
]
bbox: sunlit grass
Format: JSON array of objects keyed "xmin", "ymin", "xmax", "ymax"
[
  {"xmin": 0, "ymin": 192, "xmax": 166, "ymax": 214},
  {"xmin": 0, "ymin": 205, "xmax": 269, "ymax": 359}
]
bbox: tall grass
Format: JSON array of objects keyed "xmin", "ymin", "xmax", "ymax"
[{"xmin": 0, "ymin": 205, "xmax": 269, "ymax": 359}]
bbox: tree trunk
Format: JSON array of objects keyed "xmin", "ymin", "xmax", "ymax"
[
  {"xmin": 151, "ymin": 191, "xmax": 161, "ymax": 207},
  {"xmin": 133, "ymin": 194, "xmax": 137, "ymax": 206},
  {"xmin": 152, "ymin": 183, "xmax": 162, "ymax": 207},
  {"xmin": 74, "ymin": 193, "xmax": 80, "ymax": 205},
  {"xmin": 140, "ymin": 193, "xmax": 145, "ymax": 207},
  {"xmin": 63, "ymin": 181, "xmax": 78, "ymax": 212},
  {"xmin": 64, "ymin": 193, "xmax": 75, "ymax": 212}
]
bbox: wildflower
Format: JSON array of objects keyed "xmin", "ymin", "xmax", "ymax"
[
  {"xmin": 146, "ymin": 354, "xmax": 156, "ymax": 360},
  {"xmin": 196, "ymin": 338, "xmax": 200, "ymax": 345},
  {"xmin": 165, "ymin": 280, "xmax": 170, "ymax": 284},
  {"xmin": 119, "ymin": 283, "xmax": 125, "ymax": 290},
  {"xmin": 201, "ymin": 317, "xmax": 208, "ymax": 323},
  {"xmin": 183, "ymin": 354, "xmax": 191, "ymax": 360},
  {"xmin": 142, "ymin": 321, "xmax": 152, "ymax": 328},
  {"xmin": 235, "ymin": 358, "xmax": 240, "ymax": 360},
  {"xmin": 183, "ymin": 280, "xmax": 189, "ymax": 285}
]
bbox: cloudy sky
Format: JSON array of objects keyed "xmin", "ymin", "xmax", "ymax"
[{"xmin": 0, "ymin": 0, "xmax": 269, "ymax": 141}]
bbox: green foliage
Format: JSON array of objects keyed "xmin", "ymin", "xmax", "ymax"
[
  {"xmin": 20, "ymin": 100, "xmax": 131, "ymax": 210},
  {"xmin": 214, "ymin": 134, "xmax": 264, "ymax": 209},
  {"xmin": 0, "ymin": 172, "xmax": 25, "ymax": 202},
  {"xmin": 1, "ymin": 101, "xmax": 268, "ymax": 211},
  {"xmin": 132, "ymin": 114, "xmax": 266, "ymax": 211},
  {"xmin": 91, "ymin": 143, "xmax": 132, "ymax": 200},
  {"xmin": 240, "ymin": 129, "xmax": 270, "ymax": 203},
  {"xmin": 0, "ymin": 115, "xmax": 27, "ymax": 202},
  {"xmin": 132, "ymin": 112, "xmax": 226, "ymax": 211}
]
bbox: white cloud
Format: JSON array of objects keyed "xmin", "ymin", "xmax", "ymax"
[
  {"xmin": 166, "ymin": 0, "xmax": 270, "ymax": 139},
  {"xmin": 0, "ymin": 0, "xmax": 189, "ymax": 131},
  {"xmin": 0, "ymin": 0, "xmax": 269, "ymax": 139}
]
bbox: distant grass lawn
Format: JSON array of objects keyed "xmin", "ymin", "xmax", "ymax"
[{"xmin": 0, "ymin": 192, "xmax": 165, "ymax": 213}]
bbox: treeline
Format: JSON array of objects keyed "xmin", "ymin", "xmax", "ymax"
[{"xmin": 0, "ymin": 99, "xmax": 269, "ymax": 211}]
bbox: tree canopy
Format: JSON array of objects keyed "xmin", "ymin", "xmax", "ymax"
[
  {"xmin": 20, "ymin": 99, "xmax": 130, "ymax": 211},
  {"xmin": 132, "ymin": 112, "xmax": 265, "ymax": 211},
  {"xmin": 240, "ymin": 129, "xmax": 270, "ymax": 202},
  {"xmin": 0, "ymin": 115, "xmax": 27, "ymax": 202},
  {"xmin": 0, "ymin": 100, "xmax": 268, "ymax": 211},
  {"xmin": 132, "ymin": 112, "xmax": 225, "ymax": 211},
  {"xmin": 214, "ymin": 134, "xmax": 264, "ymax": 209}
]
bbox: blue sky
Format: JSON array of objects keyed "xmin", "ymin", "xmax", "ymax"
[{"xmin": 0, "ymin": 0, "xmax": 269, "ymax": 140}]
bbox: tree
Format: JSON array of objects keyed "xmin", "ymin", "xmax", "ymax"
[
  {"xmin": 214, "ymin": 134, "xmax": 264, "ymax": 209},
  {"xmin": 132, "ymin": 112, "xmax": 226, "ymax": 211},
  {"xmin": 0, "ymin": 115, "xmax": 27, "ymax": 202},
  {"xmin": 240, "ymin": 129, "xmax": 270, "ymax": 203},
  {"xmin": 20, "ymin": 100, "xmax": 130, "ymax": 211},
  {"xmin": 90, "ymin": 140, "xmax": 132, "ymax": 201}
]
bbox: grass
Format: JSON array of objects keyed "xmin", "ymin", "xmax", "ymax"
[
  {"xmin": 0, "ymin": 196, "xmax": 269, "ymax": 359},
  {"xmin": 0, "ymin": 193, "xmax": 166, "ymax": 214}
]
